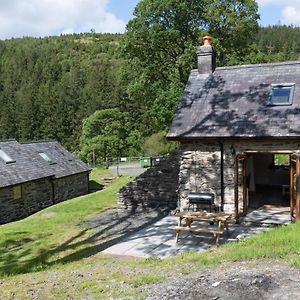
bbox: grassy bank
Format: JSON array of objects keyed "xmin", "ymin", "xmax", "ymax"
[
  {"xmin": 0, "ymin": 168, "xmax": 300, "ymax": 298},
  {"xmin": 0, "ymin": 168, "xmax": 132, "ymax": 276}
]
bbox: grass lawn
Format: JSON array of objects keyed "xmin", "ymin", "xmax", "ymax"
[
  {"xmin": 1, "ymin": 167, "xmax": 300, "ymax": 298},
  {"xmin": 0, "ymin": 168, "xmax": 133, "ymax": 276}
]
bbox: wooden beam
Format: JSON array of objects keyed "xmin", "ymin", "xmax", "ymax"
[
  {"xmin": 296, "ymin": 157, "xmax": 300, "ymax": 222},
  {"xmin": 242, "ymin": 158, "xmax": 248, "ymax": 216},
  {"xmin": 290, "ymin": 156, "xmax": 295, "ymax": 220},
  {"xmin": 245, "ymin": 150, "xmax": 294, "ymax": 154},
  {"xmin": 234, "ymin": 155, "xmax": 239, "ymax": 219}
]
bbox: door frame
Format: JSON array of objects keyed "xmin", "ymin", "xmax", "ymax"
[{"xmin": 234, "ymin": 150, "xmax": 299, "ymax": 221}]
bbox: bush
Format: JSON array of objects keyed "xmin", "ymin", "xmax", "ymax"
[{"xmin": 142, "ymin": 131, "xmax": 178, "ymax": 156}]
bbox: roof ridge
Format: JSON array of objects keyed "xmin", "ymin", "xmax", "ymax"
[
  {"xmin": 0, "ymin": 139, "xmax": 18, "ymax": 143},
  {"xmin": 218, "ymin": 60, "xmax": 300, "ymax": 71},
  {"xmin": 191, "ymin": 60, "xmax": 300, "ymax": 73},
  {"xmin": 21, "ymin": 139, "xmax": 58, "ymax": 144}
]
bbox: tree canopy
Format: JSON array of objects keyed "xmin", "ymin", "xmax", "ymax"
[
  {"xmin": 79, "ymin": 108, "xmax": 143, "ymax": 164},
  {"xmin": 0, "ymin": 33, "xmax": 124, "ymax": 150},
  {"xmin": 2, "ymin": 12, "xmax": 300, "ymax": 160},
  {"xmin": 121, "ymin": 0, "xmax": 260, "ymax": 135}
]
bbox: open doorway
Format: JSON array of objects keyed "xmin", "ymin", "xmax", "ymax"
[
  {"xmin": 246, "ymin": 153, "xmax": 290, "ymax": 211},
  {"xmin": 237, "ymin": 151, "xmax": 291, "ymax": 215},
  {"xmin": 235, "ymin": 151, "xmax": 300, "ymax": 222}
]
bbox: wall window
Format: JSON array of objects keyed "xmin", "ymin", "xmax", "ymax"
[
  {"xmin": 268, "ymin": 84, "xmax": 295, "ymax": 106},
  {"xmin": 13, "ymin": 185, "xmax": 22, "ymax": 200}
]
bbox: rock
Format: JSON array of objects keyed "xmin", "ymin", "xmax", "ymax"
[{"xmin": 212, "ymin": 281, "xmax": 221, "ymax": 287}]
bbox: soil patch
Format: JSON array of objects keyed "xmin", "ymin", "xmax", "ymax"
[{"xmin": 146, "ymin": 260, "xmax": 300, "ymax": 300}]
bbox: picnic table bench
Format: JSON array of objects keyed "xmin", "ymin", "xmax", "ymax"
[{"xmin": 170, "ymin": 211, "xmax": 232, "ymax": 246}]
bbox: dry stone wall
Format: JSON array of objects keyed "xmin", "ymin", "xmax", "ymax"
[
  {"xmin": 118, "ymin": 153, "xmax": 179, "ymax": 211},
  {"xmin": 119, "ymin": 139, "xmax": 300, "ymax": 216}
]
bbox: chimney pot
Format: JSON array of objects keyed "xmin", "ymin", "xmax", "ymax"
[
  {"xmin": 202, "ymin": 35, "xmax": 212, "ymax": 46},
  {"xmin": 196, "ymin": 35, "xmax": 216, "ymax": 74}
]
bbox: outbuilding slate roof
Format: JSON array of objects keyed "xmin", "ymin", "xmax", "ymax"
[
  {"xmin": 22, "ymin": 141, "xmax": 91, "ymax": 179},
  {"xmin": 168, "ymin": 61, "xmax": 300, "ymax": 140},
  {"xmin": 0, "ymin": 140, "xmax": 91, "ymax": 189},
  {"xmin": 0, "ymin": 140, "xmax": 54, "ymax": 188}
]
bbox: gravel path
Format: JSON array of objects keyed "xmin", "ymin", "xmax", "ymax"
[{"xmin": 146, "ymin": 260, "xmax": 300, "ymax": 300}]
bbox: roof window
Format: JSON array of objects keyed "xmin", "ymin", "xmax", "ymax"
[
  {"xmin": 268, "ymin": 84, "xmax": 295, "ymax": 106},
  {"xmin": 0, "ymin": 149, "xmax": 15, "ymax": 164},
  {"xmin": 39, "ymin": 152, "xmax": 55, "ymax": 164}
]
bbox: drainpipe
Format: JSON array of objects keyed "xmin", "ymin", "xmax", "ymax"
[{"xmin": 219, "ymin": 141, "xmax": 224, "ymax": 212}]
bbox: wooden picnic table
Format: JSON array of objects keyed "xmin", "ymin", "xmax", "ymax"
[{"xmin": 170, "ymin": 211, "xmax": 232, "ymax": 246}]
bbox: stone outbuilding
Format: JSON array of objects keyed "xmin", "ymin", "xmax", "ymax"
[
  {"xmin": 23, "ymin": 140, "xmax": 91, "ymax": 204},
  {"xmin": 0, "ymin": 140, "xmax": 90, "ymax": 224},
  {"xmin": 168, "ymin": 36, "xmax": 300, "ymax": 221}
]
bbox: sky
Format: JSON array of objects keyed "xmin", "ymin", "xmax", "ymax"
[{"xmin": 0, "ymin": 0, "xmax": 300, "ymax": 40}]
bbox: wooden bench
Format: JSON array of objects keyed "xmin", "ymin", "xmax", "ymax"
[
  {"xmin": 170, "ymin": 211, "xmax": 232, "ymax": 246},
  {"xmin": 169, "ymin": 225, "xmax": 224, "ymax": 245}
]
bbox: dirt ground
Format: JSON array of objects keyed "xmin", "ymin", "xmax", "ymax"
[{"xmin": 146, "ymin": 260, "xmax": 300, "ymax": 300}]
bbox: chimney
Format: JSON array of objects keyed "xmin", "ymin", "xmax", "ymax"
[{"xmin": 196, "ymin": 35, "xmax": 216, "ymax": 74}]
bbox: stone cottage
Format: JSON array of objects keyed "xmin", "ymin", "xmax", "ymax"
[
  {"xmin": 23, "ymin": 140, "xmax": 91, "ymax": 204},
  {"xmin": 0, "ymin": 140, "xmax": 90, "ymax": 224},
  {"xmin": 167, "ymin": 36, "xmax": 300, "ymax": 221}
]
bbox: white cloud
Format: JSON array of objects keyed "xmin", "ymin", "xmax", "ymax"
[
  {"xmin": 0, "ymin": 0, "xmax": 126, "ymax": 40},
  {"xmin": 257, "ymin": 0, "xmax": 300, "ymax": 6},
  {"xmin": 282, "ymin": 6, "xmax": 300, "ymax": 25},
  {"xmin": 257, "ymin": 0, "xmax": 300, "ymax": 25}
]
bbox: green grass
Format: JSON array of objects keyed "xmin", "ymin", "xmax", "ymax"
[
  {"xmin": 1, "ymin": 167, "xmax": 300, "ymax": 298},
  {"xmin": 156, "ymin": 222, "xmax": 300, "ymax": 270},
  {"xmin": 130, "ymin": 274, "xmax": 165, "ymax": 287},
  {"xmin": 89, "ymin": 167, "xmax": 117, "ymax": 190},
  {"xmin": 0, "ymin": 168, "xmax": 132, "ymax": 276}
]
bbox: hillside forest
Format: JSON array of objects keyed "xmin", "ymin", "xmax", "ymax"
[{"xmin": 1, "ymin": 15, "xmax": 300, "ymax": 163}]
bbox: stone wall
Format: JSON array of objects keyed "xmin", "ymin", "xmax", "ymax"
[
  {"xmin": 118, "ymin": 153, "xmax": 180, "ymax": 211},
  {"xmin": 0, "ymin": 172, "xmax": 90, "ymax": 224},
  {"xmin": 179, "ymin": 142, "xmax": 222, "ymax": 211},
  {"xmin": 0, "ymin": 177, "xmax": 53, "ymax": 224},
  {"xmin": 53, "ymin": 172, "xmax": 90, "ymax": 203},
  {"xmin": 178, "ymin": 139, "xmax": 300, "ymax": 215}
]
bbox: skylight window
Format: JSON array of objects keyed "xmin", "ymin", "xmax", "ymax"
[
  {"xmin": 0, "ymin": 149, "xmax": 15, "ymax": 164},
  {"xmin": 39, "ymin": 152, "xmax": 53, "ymax": 164},
  {"xmin": 268, "ymin": 84, "xmax": 295, "ymax": 106}
]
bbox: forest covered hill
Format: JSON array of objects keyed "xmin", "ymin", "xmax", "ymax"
[
  {"xmin": 1, "ymin": 25, "xmax": 300, "ymax": 161},
  {"xmin": 0, "ymin": 33, "xmax": 124, "ymax": 151}
]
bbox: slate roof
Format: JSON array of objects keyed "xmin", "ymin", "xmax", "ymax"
[
  {"xmin": 22, "ymin": 141, "xmax": 91, "ymax": 179},
  {"xmin": 168, "ymin": 61, "xmax": 300, "ymax": 140},
  {"xmin": 0, "ymin": 140, "xmax": 54, "ymax": 188}
]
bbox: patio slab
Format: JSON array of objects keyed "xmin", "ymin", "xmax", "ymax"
[
  {"xmin": 102, "ymin": 214, "xmax": 272, "ymax": 259},
  {"xmin": 240, "ymin": 206, "xmax": 291, "ymax": 225}
]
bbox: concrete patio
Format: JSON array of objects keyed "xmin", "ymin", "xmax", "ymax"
[{"xmin": 103, "ymin": 207, "xmax": 289, "ymax": 259}]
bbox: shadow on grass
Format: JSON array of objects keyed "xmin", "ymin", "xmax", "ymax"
[
  {"xmin": 0, "ymin": 207, "xmax": 168, "ymax": 277},
  {"xmin": 88, "ymin": 180, "xmax": 104, "ymax": 192}
]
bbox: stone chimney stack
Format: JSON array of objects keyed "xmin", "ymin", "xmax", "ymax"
[{"xmin": 196, "ymin": 35, "xmax": 216, "ymax": 74}]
